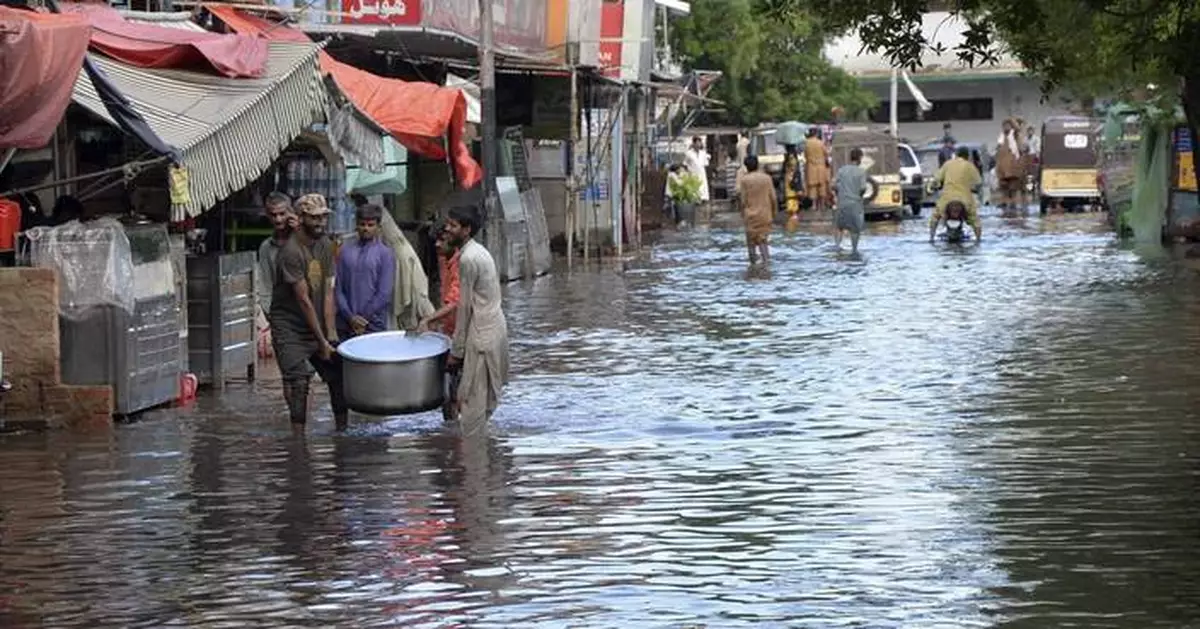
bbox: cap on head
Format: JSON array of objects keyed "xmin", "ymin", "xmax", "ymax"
[{"xmin": 295, "ymin": 193, "xmax": 331, "ymax": 216}]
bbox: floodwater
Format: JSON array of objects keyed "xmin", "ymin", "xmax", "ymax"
[{"xmin": 3, "ymin": 208, "xmax": 1200, "ymax": 628}]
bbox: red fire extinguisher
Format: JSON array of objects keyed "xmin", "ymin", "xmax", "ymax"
[{"xmin": 0, "ymin": 199, "xmax": 19, "ymax": 253}]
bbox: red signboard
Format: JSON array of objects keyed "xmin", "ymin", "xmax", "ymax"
[
  {"xmin": 342, "ymin": 0, "xmax": 421, "ymax": 26},
  {"xmin": 599, "ymin": 0, "xmax": 623, "ymax": 78},
  {"xmin": 421, "ymin": 0, "xmax": 546, "ymax": 53}
]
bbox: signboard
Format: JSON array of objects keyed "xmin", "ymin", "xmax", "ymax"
[
  {"xmin": 1175, "ymin": 126, "xmax": 1196, "ymax": 192},
  {"xmin": 342, "ymin": 0, "xmax": 421, "ymax": 25},
  {"xmin": 598, "ymin": 1, "xmax": 624, "ymax": 78},
  {"xmin": 421, "ymin": 0, "xmax": 547, "ymax": 53}
]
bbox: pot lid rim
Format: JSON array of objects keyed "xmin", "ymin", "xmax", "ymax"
[{"xmin": 336, "ymin": 331, "xmax": 451, "ymax": 363}]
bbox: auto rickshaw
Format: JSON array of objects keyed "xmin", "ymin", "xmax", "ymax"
[
  {"xmin": 828, "ymin": 126, "xmax": 904, "ymax": 217},
  {"xmin": 1038, "ymin": 116, "xmax": 1103, "ymax": 214}
]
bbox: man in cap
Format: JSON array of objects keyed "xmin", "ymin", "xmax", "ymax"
[{"xmin": 270, "ymin": 193, "xmax": 348, "ymax": 432}]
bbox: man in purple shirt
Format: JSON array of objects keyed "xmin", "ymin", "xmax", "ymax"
[{"xmin": 335, "ymin": 203, "xmax": 396, "ymax": 338}]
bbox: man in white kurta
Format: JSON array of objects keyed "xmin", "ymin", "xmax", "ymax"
[
  {"xmin": 684, "ymin": 136, "xmax": 711, "ymax": 203},
  {"xmin": 445, "ymin": 207, "xmax": 509, "ymax": 432}
]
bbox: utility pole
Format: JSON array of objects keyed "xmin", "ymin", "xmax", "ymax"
[
  {"xmin": 566, "ymin": 44, "xmax": 579, "ymax": 271},
  {"xmin": 479, "ymin": 0, "xmax": 499, "ymax": 252},
  {"xmin": 889, "ymin": 68, "xmax": 899, "ymax": 138}
]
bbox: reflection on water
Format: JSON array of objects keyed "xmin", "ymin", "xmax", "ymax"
[{"xmin": 2, "ymin": 209, "xmax": 1200, "ymax": 627}]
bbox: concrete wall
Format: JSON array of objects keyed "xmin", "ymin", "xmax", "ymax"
[
  {"xmin": 0, "ymin": 268, "xmax": 114, "ymax": 430},
  {"xmin": 861, "ymin": 76, "xmax": 1077, "ymax": 148}
]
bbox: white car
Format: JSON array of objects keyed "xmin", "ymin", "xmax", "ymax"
[{"xmin": 898, "ymin": 143, "xmax": 924, "ymax": 216}]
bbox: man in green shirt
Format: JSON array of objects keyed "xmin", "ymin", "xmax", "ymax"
[{"xmin": 929, "ymin": 146, "xmax": 984, "ymax": 243}]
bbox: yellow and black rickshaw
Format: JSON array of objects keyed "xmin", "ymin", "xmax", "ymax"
[
  {"xmin": 829, "ymin": 126, "xmax": 905, "ymax": 217},
  {"xmin": 1039, "ymin": 116, "xmax": 1103, "ymax": 214}
]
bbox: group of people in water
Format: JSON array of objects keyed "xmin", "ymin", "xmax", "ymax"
[
  {"xmin": 731, "ymin": 119, "xmax": 1040, "ymax": 263},
  {"xmin": 255, "ymin": 193, "xmax": 509, "ymax": 435}
]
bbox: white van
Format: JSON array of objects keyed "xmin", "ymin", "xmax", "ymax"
[{"xmin": 898, "ymin": 143, "xmax": 924, "ymax": 216}]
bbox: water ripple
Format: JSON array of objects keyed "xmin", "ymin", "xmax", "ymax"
[{"xmin": 2, "ymin": 208, "xmax": 1200, "ymax": 627}]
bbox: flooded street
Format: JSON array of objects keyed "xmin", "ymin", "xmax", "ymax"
[{"xmin": 3, "ymin": 208, "xmax": 1200, "ymax": 628}]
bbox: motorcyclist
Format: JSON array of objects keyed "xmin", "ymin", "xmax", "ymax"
[{"xmin": 929, "ymin": 146, "xmax": 983, "ymax": 243}]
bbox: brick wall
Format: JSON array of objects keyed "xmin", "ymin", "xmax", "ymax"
[{"xmin": 0, "ymin": 268, "xmax": 113, "ymax": 430}]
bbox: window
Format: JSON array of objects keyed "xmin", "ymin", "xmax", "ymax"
[
  {"xmin": 898, "ymin": 146, "xmax": 918, "ymax": 168},
  {"xmin": 870, "ymin": 98, "xmax": 994, "ymax": 124}
]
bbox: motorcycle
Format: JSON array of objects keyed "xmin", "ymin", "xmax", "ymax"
[{"xmin": 941, "ymin": 200, "xmax": 970, "ymax": 243}]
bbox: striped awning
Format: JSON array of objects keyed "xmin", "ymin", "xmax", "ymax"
[
  {"xmin": 116, "ymin": 9, "xmax": 207, "ymax": 32},
  {"xmin": 71, "ymin": 41, "xmax": 325, "ymax": 220}
]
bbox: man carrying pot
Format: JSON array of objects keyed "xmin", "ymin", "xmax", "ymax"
[
  {"xmin": 270, "ymin": 193, "xmax": 348, "ymax": 432},
  {"xmin": 443, "ymin": 205, "xmax": 509, "ymax": 433}
]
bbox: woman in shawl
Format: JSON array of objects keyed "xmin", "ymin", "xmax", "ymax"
[
  {"xmin": 378, "ymin": 209, "xmax": 435, "ymax": 330},
  {"xmin": 995, "ymin": 118, "xmax": 1023, "ymax": 210},
  {"xmin": 783, "ymin": 144, "xmax": 804, "ymax": 233}
]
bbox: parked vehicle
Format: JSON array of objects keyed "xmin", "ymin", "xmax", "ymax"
[
  {"xmin": 898, "ymin": 143, "xmax": 923, "ymax": 216},
  {"xmin": 1038, "ymin": 116, "xmax": 1103, "ymax": 214},
  {"xmin": 830, "ymin": 126, "xmax": 904, "ymax": 218}
]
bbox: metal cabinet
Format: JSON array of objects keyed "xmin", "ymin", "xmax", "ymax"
[
  {"xmin": 60, "ymin": 295, "xmax": 183, "ymax": 417},
  {"xmin": 186, "ymin": 252, "xmax": 256, "ymax": 389}
]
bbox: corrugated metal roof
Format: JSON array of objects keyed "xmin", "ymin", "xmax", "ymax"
[
  {"xmin": 116, "ymin": 9, "xmax": 206, "ymax": 32},
  {"xmin": 72, "ymin": 41, "xmax": 326, "ymax": 220}
]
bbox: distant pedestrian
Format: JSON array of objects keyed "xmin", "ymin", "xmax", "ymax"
[
  {"xmin": 664, "ymin": 163, "xmax": 684, "ymax": 224},
  {"xmin": 942, "ymin": 122, "xmax": 955, "ymax": 144},
  {"xmin": 804, "ymin": 128, "xmax": 831, "ymax": 212},
  {"xmin": 335, "ymin": 203, "xmax": 395, "ymax": 339},
  {"xmin": 833, "ymin": 148, "xmax": 869, "ymax": 254},
  {"xmin": 684, "ymin": 136, "xmax": 711, "ymax": 209},
  {"xmin": 937, "ymin": 137, "xmax": 956, "ymax": 167},
  {"xmin": 443, "ymin": 205, "xmax": 509, "ymax": 433},
  {"xmin": 735, "ymin": 155, "xmax": 777, "ymax": 265},
  {"xmin": 270, "ymin": 193, "xmax": 346, "ymax": 432}
]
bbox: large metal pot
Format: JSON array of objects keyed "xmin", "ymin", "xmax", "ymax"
[{"xmin": 336, "ymin": 331, "xmax": 450, "ymax": 415}]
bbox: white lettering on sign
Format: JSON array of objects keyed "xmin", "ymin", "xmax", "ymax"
[
  {"xmin": 1062, "ymin": 120, "xmax": 1092, "ymax": 129},
  {"xmin": 346, "ymin": 0, "xmax": 411, "ymax": 21},
  {"xmin": 1064, "ymin": 133, "xmax": 1089, "ymax": 149}
]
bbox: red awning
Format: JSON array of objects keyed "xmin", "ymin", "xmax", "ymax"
[
  {"xmin": 206, "ymin": 5, "xmax": 482, "ymax": 189},
  {"xmin": 0, "ymin": 7, "xmax": 91, "ymax": 149},
  {"xmin": 62, "ymin": 2, "xmax": 267, "ymax": 78}
]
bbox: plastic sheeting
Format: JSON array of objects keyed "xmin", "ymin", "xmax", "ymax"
[
  {"xmin": 62, "ymin": 2, "xmax": 267, "ymax": 78},
  {"xmin": 206, "ymin": 5, "xmax": 482, "ymax": 189},
  {"xmin": 1129, "ymin": 125, "xmax": 1169, "ymax": 243},
  {"xmin": 25, "ymin": 218, "xmax": 136, "ymax": 318},
  {"xmin": 346, "ymin": 136, "xmax": 408, "ymax": 195},
  {"xmin": 0, "ymin": 7, "xmax": 91, "ymax": 149}
]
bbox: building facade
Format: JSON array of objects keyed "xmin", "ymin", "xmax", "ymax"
[{"xmin": 825, "ymin": 11, "xmax": 1082, "ymax": 148}]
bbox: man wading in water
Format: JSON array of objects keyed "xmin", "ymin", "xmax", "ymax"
[
  {"xmin": 443, "ymin": 205, "xmax": 509, "ymax": 433},
  {"xmin": 270, "ymin": 193, "xmax": 347, "ymax": 432},
  {"xmin": 736, "ymin": 155, "xmax": 777, "ymax": 265},
  {"xmin": 255, "ymin": 192, "xmax": 295, "ymax": 358}
]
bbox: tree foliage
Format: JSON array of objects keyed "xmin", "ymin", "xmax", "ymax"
[
  {"xmin": 804, "ymin": 0, "xmax": 1200, "ymax": 136},
  {"xmin": 669, "ymin": 0, "xmax": 877, "ymax": 127}
]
